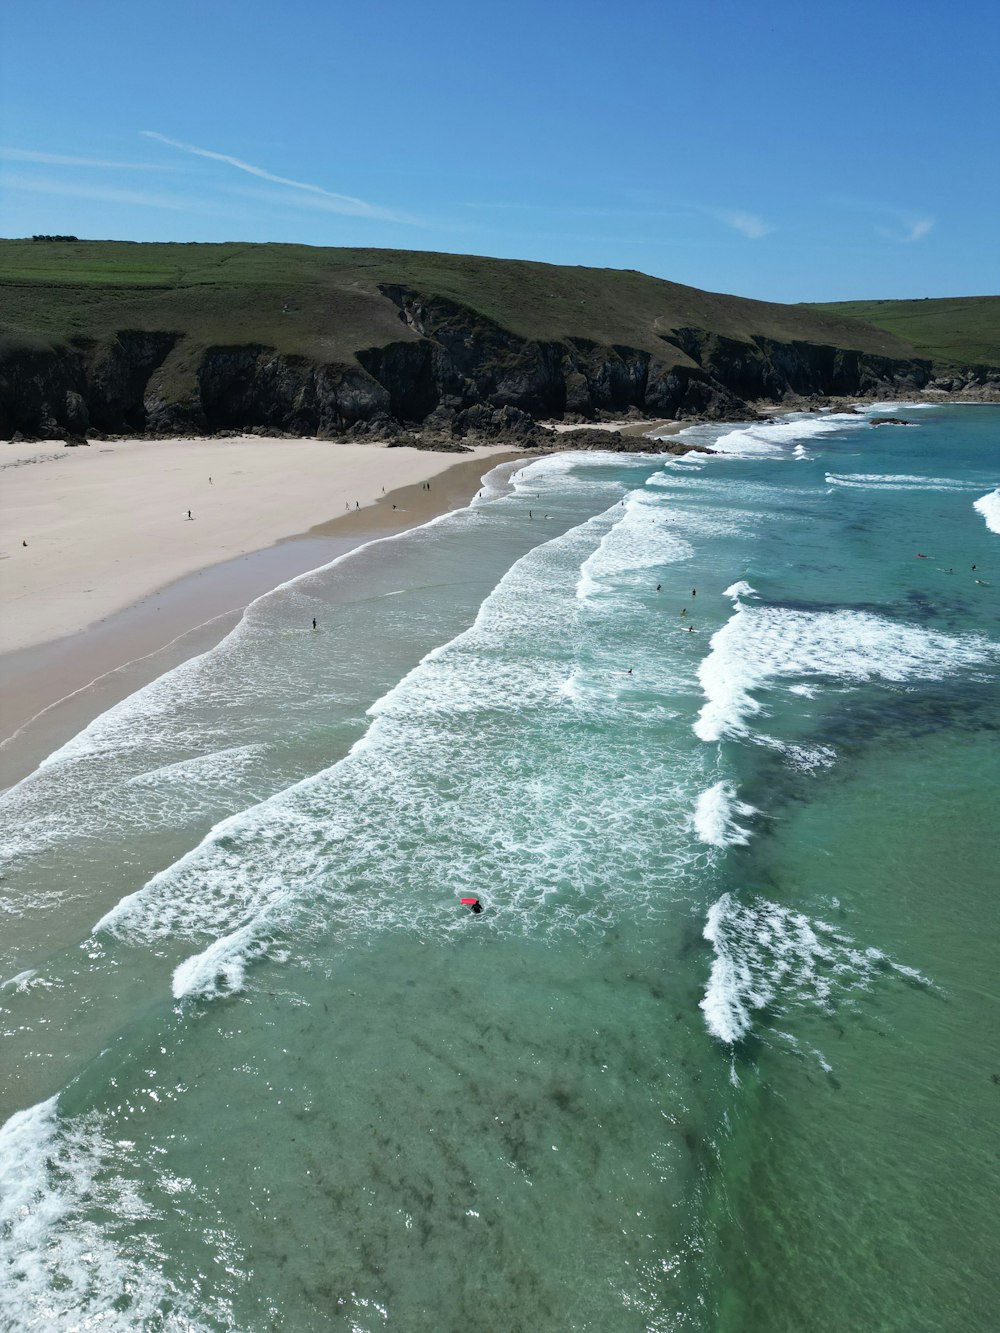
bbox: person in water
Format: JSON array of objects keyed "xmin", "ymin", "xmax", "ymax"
[{"xmin": 312, "ymin": 617, "xmax": 317, "ymax": 630}]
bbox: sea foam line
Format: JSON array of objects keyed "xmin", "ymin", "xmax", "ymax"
[
  {"xmin": 93, "ymin": 489, "xmax": 701, "ymax": 1003},
  {"xmin": 973, "ymin": 488, "xmax": 1000, "ymax": 534},
  {"xmin": 692, "ymin": 781, "xmax": 757, "ymax": 848},
  {"xmin": 694, "ymin": 594, "xmax": 998, "ymax": 746},
  {"xmin": 700, "ymin": 892, "xmax": 934, "ymax": 1045},
  {"xmin": 0, "ymin": 1096, "xmax": 215, "ymax": 1331},
  {"xmin": 710, "ymin": 412, "xmax": 868, "ymax": 460},
  {"xmin": 576, "ymin": 490, "xmax": 693, "ymax": 600},
  {"xmin": 826, "ymin": 472, "xmax": 984, "ymax": 492}
]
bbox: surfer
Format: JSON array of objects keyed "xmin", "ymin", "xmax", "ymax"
[
  {"xmin": 461, "ymin": 897, "xmax": 484, "ymax": 914},
  {"xmin": 312, "ymin": 617, "xmax": 317, "ymax": 630},
  {"xmin": 915, "ymin": 552, "xmax": 929, "ymax": 558}
]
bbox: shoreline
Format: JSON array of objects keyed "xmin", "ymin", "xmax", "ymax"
[
  {"xmin": 1, "ymin": 392, "xmax": 974, "ymax": 788},
  {"xmin": 0, "ymin": 447, "xmax": 520, "ymax": 789}
]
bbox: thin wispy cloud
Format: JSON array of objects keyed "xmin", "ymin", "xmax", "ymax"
[
  {"xmin": 0, "ymin": 147, "xmax": 171, "ymax": 171},
  {"xmin": 834, "ymin": 195, "xmax": 935, "ymax": 244},
  {"xmin": 710, "ymin": 208, "xmax": 773, "ymax": 240},
  {"xmin": 141, "ymin": 131, "xmax": 410, "ymax": 223},
  {"xmin": 2, "ymin": 173, "xmax": 213, "ymax": 213},
  {"xmin": 459, "ymin": 197, "xmax": 773, "ymax": 239},
  {"xmin": 876, "ymin": 216, "xmax": 934, "ymax": 243},
  {"xmin": 459, "ymin": 200, "xmax": 692, "ymax": 222}
]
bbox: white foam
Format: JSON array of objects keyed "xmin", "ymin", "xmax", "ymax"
[
  {"xmin": 94, "ymin": 504, "xmax": 707, "ymax": 998},
  {"xmin": 710, "ymin": 413, "xmax": 867, "ymax": 460},
  {"xmin": 973, "ymin": 489, "xmax": 1000, "ymax": 534},
  {"xmin": 0, "ymin": 968, "xmax": 36, "ymax": 992},
  {"xmin": 722, "ymin": 580, "xmax": 757, "ymax": 601},
  {"xmin": 576, "ymin": 491, "xmax": 693, "ymax": 600},
  {"xmin": 700, "ymin": 892, "xmax": 934, "ymax": 1045},
  {"xmin": 0, "ymin": 1097, "xmax": 211, "ymax": 1330},
  {"xmin": 825, "ymin": 472, "xmax": 983, "ymax": 492},
  {"xmin": 693, "ymin": 781, "xmax": 758, "ymax": 847},
  {"xmin": 694, "ymin": 600, "xmax": 998, "ymax": 745},
  {"xmin": 171, "ymin": 923, "xmax": 270, "ymax": 1000}
]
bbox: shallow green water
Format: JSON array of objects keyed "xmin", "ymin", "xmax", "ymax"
[{"xmin": 1, "ymin": 405, "xmax": 997, "ymax": 1329}]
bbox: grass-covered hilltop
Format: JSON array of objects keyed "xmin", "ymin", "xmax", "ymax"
[{"xmin": 1, "ymin": 239, "xmax": 997, "ymax": 442}]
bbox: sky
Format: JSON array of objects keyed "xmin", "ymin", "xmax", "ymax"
[{"xmin": 1, "ymin": 0, "xmax": 998, "ymax": 303}]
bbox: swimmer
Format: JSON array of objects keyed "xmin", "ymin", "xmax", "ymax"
[
  {"xmin": 656, "ymin": 584, "xmax": 661, "ymax": 591},
  {"xmin": 915, "ymin": 552, "xmax": 929, "ymax": 559}
]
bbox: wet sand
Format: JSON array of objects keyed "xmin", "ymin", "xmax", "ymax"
[{"xmin": 0, "ymin": 449, "xmax": 519, "ymax": 788}]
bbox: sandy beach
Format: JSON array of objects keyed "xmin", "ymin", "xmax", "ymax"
[
  {"xmin": 0, "ymin": 436, "xmax": 517, "ymax": 654},
  {"xmin": 0, "ymin": 437, "xmax": 517, "ymax": 784}
]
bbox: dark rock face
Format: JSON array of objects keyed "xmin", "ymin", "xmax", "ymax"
[
  {"xmin": 0, "ymin": 331, "xmax": 177, "ymax": 438},
  {"xmin": 0, "ymin": 288, "xmax": 940, "ymax": 441}
]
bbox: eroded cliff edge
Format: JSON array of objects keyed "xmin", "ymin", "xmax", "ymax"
[{"xmin": 1, "ymin": 244, "xmax": 994, "ymax": 444}]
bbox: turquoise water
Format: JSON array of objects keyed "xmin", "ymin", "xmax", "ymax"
[{"xmin": 1, "ymin": 405, "xmax": 998, "ymax": 1330}]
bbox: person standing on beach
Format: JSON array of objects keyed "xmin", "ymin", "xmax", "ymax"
[{"xmin": 187, "ymin": 510, "xmax": 192, "ymax": 520}]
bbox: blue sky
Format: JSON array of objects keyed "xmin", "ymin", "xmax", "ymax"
[{"xmin": 1, "ymin": 0, "xmax": 997, "ymax": 302}]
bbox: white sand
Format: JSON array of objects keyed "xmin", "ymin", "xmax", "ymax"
[{"xmin": 0, "ymin": 436, "xmax": 510, "ymax": 654}]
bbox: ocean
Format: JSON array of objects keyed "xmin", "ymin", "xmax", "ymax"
[{"xmin": 1, "ymin": 404, "xmax": 998, "ymax": 1331}]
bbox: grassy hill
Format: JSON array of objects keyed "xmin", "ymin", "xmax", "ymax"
[
  {"xmin": 808, "ymin": 296, "xmax": 1000, "ymax": 370},
  {"xmin": 3, "ymin": 240, "xmax": 990, "ymax": 439},
  {"xmin": 1, "ymin": 239, "xmax": 919, "ymax": 372}
]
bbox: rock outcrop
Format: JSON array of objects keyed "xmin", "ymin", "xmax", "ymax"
[{"xmin": 0, "ymin": 284, "xmax": 947, "ymax": 443}]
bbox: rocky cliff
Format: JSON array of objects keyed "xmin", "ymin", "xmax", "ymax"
[{"xmin": 0, "ymin": 247, "xmax": 977, "ymax": 443}]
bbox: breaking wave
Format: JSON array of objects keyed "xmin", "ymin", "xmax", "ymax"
[
  {"xmin": 700, "ymin": 893, "xmax": 933, "ymax": 1045},
  {"xmin": 694, "ymin": 597, "xmax": 997, "ymax": 747},
  {"xmin": 973, "ymin": 488, "xmax": 1000, "ymax": 534}
]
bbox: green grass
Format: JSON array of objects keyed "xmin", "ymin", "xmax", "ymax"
[
  {"xmin": 808, "ymin": 297, "xmax": 1000, "ymax": 369},
  {"xmin": 0, "ymin": 239, "xmax": 958, "ymax": 410}
]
